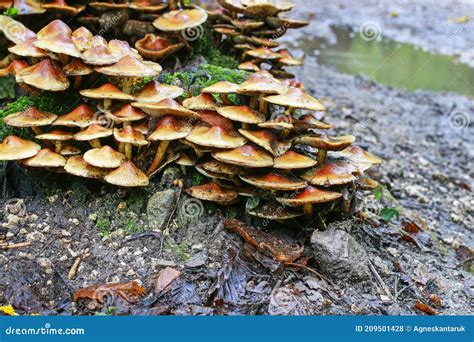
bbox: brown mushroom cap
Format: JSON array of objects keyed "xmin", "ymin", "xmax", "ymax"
[
  {"xmin": 214, "ymin": 27, "xmax": 239, "ymax": 36},
  {"xmin": 295, "ymin": 134, "xmax": 356, "ymax": 151},
  {"xmin": 53, "ymin": 105, "xmax": 105, "ymax": 128},
  {"xmin": 234, "ymin": 35, "xmax": 280, "ymax": 48},
  {"xmin": 212, "ymin": 144, "xmax": 273, "ymax": 168},
  {"xmin": 148, "ymin": 115, "xmax": 192, "ymax": 141},
  {"xmin": 133, "ymin": 121, "xmax": 150, "ymax": 135},
  {"xmin": 107, "ymin": 104, "xmax": 146, "ymax": 124},
  {"xmin": 42, "ymin": 0, "xmax": 83, "ymax": 15},
  {"xmin": 113, "ymin": 126, "xmax": 148, "ymax": 146},
  {"xmin": 84, "ymin": 145, "xmax": 125, "ymax": 168},
  {"xmin": 240, "ymin": 0, "xmax": 295, "ymax": 17},
  {"xmin": 273, "ymin": 150, "xmax": 317, "ymax": 169},
  {"xmin": 247, "ymin": 200, "xmax": 303, "ymax": 220},
  {"xmin": 198, "ymin": 159, "xmax": 245, "ymax": 175},
  {"xmin": 34, "ymin": 20, "xmax": 81, "ymax": 57},
  {"xmin": 238, "ymin": 61, "xmax": 260, "ymax": 72},
  {"xmin": 81, "ymin": 44, "xmax": 120, "ymax": 66},
  {"xmin": 301, "ymin": 162, "xmax": 358, "ymax": 186},
  {"xmin": 104, "ymin": 161, "xmax": 149, "ymax": 187},
  {"xmin": 80, "ymin": 83, "xmax": 134, "ymax": 101},
  {"xmin": 266, "ymin": 16, "xmax": 309, "ymax": 29},
  {"xmin": 133, "ymin": 80, "xmax": 184, "ymax": 103},
  {"xmin": 246, "ymin": 47, "xmax": 282, "ymax": 60},
  {"xmin": 231, "ymin": 18, "xmax": 264, "ymax": 31},
  {"xmin": 95, "ymin": 55, "xmax": 162, "ymax": 78},
  {"xmin": 71, "ymin": 26, "xmax": 93, "ymax": 51},
  {"xmin": 74, "ymin": 124, "xmax": 113, "ymax": 141},
  {"xmin": 200, "ymin": 111, "xmax": 234, "ymax": 130},
  {"xmin": 357, "ymin": 176, "xmax": 379, "ymax": 190},
  {"xmin": 4, "ymin": 107, "xmax": 57, "ymax": 128},
  {"xmin": 186, "ymin": 124, "xmax": 247, "ymax": 149},
  {"xmin": 258, "ymin": 115, "xmax": 294, "ymax": 130},
  {"xmin": 128, "ymin": 0, "xmax": 168, "ymax": 13},
  {"xmin": 183, "ymin": 93, "xmax": 219, "ymax": 111},
  {"xmin": 60, "ymin": 144, "xmax": 81, "ymax": 156},
  {"xmin": 63, "ymin": 58, "xmax": 93, "ymax": 76},
  {"xmin": 0, "ymin": 135, "xmax": 41, "ymax": 160},
  {"xmin": 175, "ymin": 152, "xmax": 195, "ymax": 166},
  {"xmin": 264, "ymin": 87, "xmax": 325, "ymax": 111},
  {"xmin": 276, "ymin": 49, "xmax": 303, "ymax": 66},
  {"xmin": 23, "ymin": 148, "xmax": 66, "ymax": 167},
  {"xmin": 0, "ymin": 60, "xmax": 29, "ymax": 77},
  {"xmin": 294, "ymin": 114, "xmax": 331, "ymax": 130},
  {"xmin": 8, "ymin": 39, "xmax": 47, "ymax": 58},
  {"xmin": 64, "ymin": 155, "xmax": 108, "ymax": 179},
  {"xmin": 135, "ymin": 33, "xmax": 185, "ymax": 60},
  {"xmin": 216, "ymin": 0, "xmax": 245, "ymax": 14},
  {"xmin": 277, "ymin": 185, "xmax": 342, "ymax": 207},
  {"xmin": 202, "ymin": 81, "xmax": 240, "ymax": 94},
  {"xmin": 186, "ymin": 182, "xmax": 238, "ymax": 204},
  {"xmin": 16, "ymin": 59, "xmax": 69, "ymax": 91},
  {"xmin": 238, "ymin": 129, "xmax": 291, "ymax": 156},
  {"xmin": 217, "ymin": 106, "xmax": 265, "ymax": 124},
  {"xmin": 36, "ymin": 130, "xmax": 74, "ymax": 141},
  {"xmin": 87, "ymin": 1, "xmax": 129, "ymax": 11},
  {"xmin": 132, "ymin": 98, "xmax": 199, "ymax": 119},
  {"xmin": 332, "ymin": 146, "xmax": 383, "ymax": 165},
  {"xmin": 0, "ymin": 15, "xmax": 37, "ymax": 43},
  {"xmin": 153, "ymin": 9, "xmax": 208, "ymax": 31},
  {"xmin": 240, "ymin": 171, "xmax": 307, "ymax": 191},
  {"xmin": 237, "ymin": 72, "xmax": 287, "ymax": 95}
]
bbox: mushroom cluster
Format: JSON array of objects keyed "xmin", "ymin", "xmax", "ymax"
[
  {"xmin": 0, "ymin": 18, "xmax": 169, "ymax": 187},
  {"xmin": 210, "ymin": 0, "xmax": 308, "ymax": 78},
  {"xmin": 181, "ymin": 70, "xmax": 383, "ymax": 222},
  {"xmin": 27, "ymin": 0, "xmax": 209, "ymax": 61}
]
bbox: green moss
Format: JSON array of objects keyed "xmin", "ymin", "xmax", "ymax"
[
  {"xmin": 96, "ymin": 215, "xmax": 111, "ymax": 237},
  {"xmin": 0, "ymin": 92, "xmax": 75, "ymax": 140},
  {"xmin": 160, "ymin": 64, "xmax": 249, "ymax": 96},
  {"xmin": 190, "ymin": 24, "xmax": 239, "ymax": 68}
]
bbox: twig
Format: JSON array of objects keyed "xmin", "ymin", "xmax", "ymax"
[
  {"xmin": 0, "ymin": 241, "xmax": 31, "ymax": 249},
  {"xmin": 368, "ymin": 260, "xmax": 392, "ymax": 299},
  {"xmin": 67, "ymin": 252, "xmax": 91, "ymax": 280}
]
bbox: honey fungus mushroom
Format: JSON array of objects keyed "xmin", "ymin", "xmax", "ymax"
[
  {"xmin": 3, "ymin": 107, "xmax": 57, "ymax": 135},
  {"xmin": 104, "ymin": 161, "xmax": 149, "ymax": 187},
  {"xmin": 74, "ymin": 124, "xmax": 113, "ymax": 149},
  {"xmin": 23, "ymin": 148, "xmax": 66, "ymax": 168},
  {"xmin": 80, "ymin": 83, "xmax": 134, "ymax": 110},
  {"xmin": 186, "ymin": 182, "xmax": 238, "ymax": 205},
  {"xmin": 135, "ymin": 33, "xmax": 185, "ymax": 61},
  {"xmin": 84, "ymin": 146, "xmax": 125, "ymax": 169},
  {"xmin": 277, "ymin": 185, "xmax": 342, "ymax": 219},
  {"xmin": 114, "ymin": 126, "xmax": 148, "ymax": 160},
  {"xmin": 16, "ymin": 59, "xmax": 70, "ymax": 91},
  {"xmin": 132, "ymin": 80, "xmax": 184, "ymax": 103},
  {"xmin": 0, "ymin": 135, "xmax": 41, "ymax": 161}
]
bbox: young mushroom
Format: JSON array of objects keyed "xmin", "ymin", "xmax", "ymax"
[
  {"xmin": 300, "ymin": 162, "xmax": 358, "ymax": 186},
  {"xmin": 80, "ymin": 83, "xmax": 134, "ymax": 111},
  {"xmin": 36, "ymin": 130, "xmax": 74, "ymax": 153},
  {"xmin": 277, "ymin": 185, "xmax": 342, "ymax": 219},
  {"xmin": 212, "ymin": 144, "xmax": 273, "ymax": 168},
  {"xmin": 0, "ymin": 135, "xmax": 41, "ymax": 161},
  {"xmin": 186, "ymin": 182, "xmax": 239, "ymax": 205},
  {"xmin": 16, "ymin": 59, "xmax": 70, "ymax": 91},
  {"xmin": 113, "ymin": 126, "xmax": 148, "ymax": 160},
  {"xmin": 64, "ymin": 155, "xmax": 108, "ymax": 179},
  {"xmin": 3, "ymin": 107, "xmax": 57, "ymax": 135},
  {"xmin": 104, "ymin": 161, "xmax": 149, "ymax": 187},
  {"xmin": 202, "ymin": 81, "xmax": 239, "ymax": 105},
  {"xmin": 23, "ymin": 148, "xmax": 66, "ymax": 168},
  {"xmin": 84, "ymin": 146, "xmax": 125, "ymax": 169},
  {"xmin": 132, "ymin": 80, "xmax": 184, "ymax": 103},
  {"xmin": 238, "ymin": 129, "xmax": 291, "ymax": 156},
  {"xmin": 146, "ymin": 115, "xmax": 193, "ymax": 175},
  {"xmin": 217, "ymin": 105, "xmax": 265, "ymax": 129},
  {"xmin": 73, "ymin": 124, "xmax": 113, "ymax": 149}
]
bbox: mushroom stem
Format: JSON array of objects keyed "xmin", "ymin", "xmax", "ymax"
[
  {"xmin": 104, "ymin": 99, "xmax": 112, "ymax": 110},
  {"xmin": 74, "ymin": 76, "xmax": 82, "ymax": 89},
  {"xmin": 220, "ymin": 93, "xmax": 232, "ymax": 105},
  {"xmin": 0, "ymin": 53, "xmax": 16, "ymax": 68},
  {"xmin": 122, "ymin": 76, "xmax": 134, "ymax": 94},
  {"xmin": 90, "ymin": 139, "xmax": 101, "ymax": 149},
  {"xmin": 258, "ymin": 94, "xmax": 268, "ymax": 115},
  {"xmin": 53, "ymin": 141, "xmax": 62, "ymax": 153},
  {"xmin": 303, "ymin": 204, "xmax": 313, "ymax": 219},
  {"xmin": 125, "ymin": 143, "xmax": 133, "ymax": 160},
  {"xmin": 147, "ymin": 140, "xmax": 170, "ymax": 176},
  {"xmin": 249, "ymin": 95, "xmax": 258, "ymax": 110},
  {"xmin": 58, "ymin": 54, "xmax": 70, "ymax": 66},
  {"xmin": 242, "ymin": 123, "xmax": 249, "ymax": 129},
  {"xmin": 230, "ymin": 175, "xmax": 241, "ymax": 186},
  {"xmin": 31, "ymin": 127, "xmax": 42, "ymax": 135},
  {"xmin": 317, "ymin": 149, "xmax": 327, "ymax": 164},
  {"xmin": 118, "ymin": 142, "xmax": 125, "ymax": 153}
]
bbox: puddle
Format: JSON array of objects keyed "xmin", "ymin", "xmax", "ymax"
[{"xmin": 295, "ymin": 27, "xmax": 474, "ymax": 97}]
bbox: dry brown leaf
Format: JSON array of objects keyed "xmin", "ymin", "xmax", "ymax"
[
  {"xmin": 73, "ymin": 281, "xmax": 145, "ymax": 303},
  {"xmin": 414, "ymin": 301, "xmax": 437, "ymax": 315}
]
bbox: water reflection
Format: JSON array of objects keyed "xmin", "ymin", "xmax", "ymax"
[{"xmin": 297, "ymin": 27, "xmax": 474, "ymax": 97}]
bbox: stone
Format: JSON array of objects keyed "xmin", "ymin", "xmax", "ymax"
[
  {"xmin": 147, "ymin": 189, "xmax": 177, "ymax": 230},
  {"xmin": 151, "ymin": 258, "xmax": 177, "ymax": 269},
  {"xmin": 310, "ymin": 229, "xmax": 370, "ymax": 280},
  {"xmin": 159, "ymin": 167, "xmax": 181, "ymax": 188},
  {"xmin": 185, "ymin": 252, "xmax": 208, "ymax": 268}
]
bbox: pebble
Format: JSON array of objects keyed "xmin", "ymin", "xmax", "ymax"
[
  {"xmin": 151, "ymin": 258, "xmax": 177, "ymax": 268},
  {"xmin": 61, "ymin": 230, "xmax": 72, "ymax": 237}
]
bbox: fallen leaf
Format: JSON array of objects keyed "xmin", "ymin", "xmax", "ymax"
[
  {"xmin": 429, "ymin": 294, "xmax": 442, "ymax": 308},
  {"xmin": 0, "ymin": 305, "xmax": 17, "ymax": 316},
  {"xmin": 73, "ymin": 281, "xmax": 145, "ymax": 304},
  {"xmin": 149, "ymin": 267, "xmax": 181, "ymax": 294},
  {"xmin": 414, "ymin": 301, "xmax": 437, "ymax": 315},
  {"xmin": 401, "ymin": 220, "xmax": 430, "ymax": 249}
]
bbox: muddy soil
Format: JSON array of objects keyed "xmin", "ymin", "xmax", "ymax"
[{"xmin": 1, "ymin": 1, "xmax": 473, "ymax": 316}]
